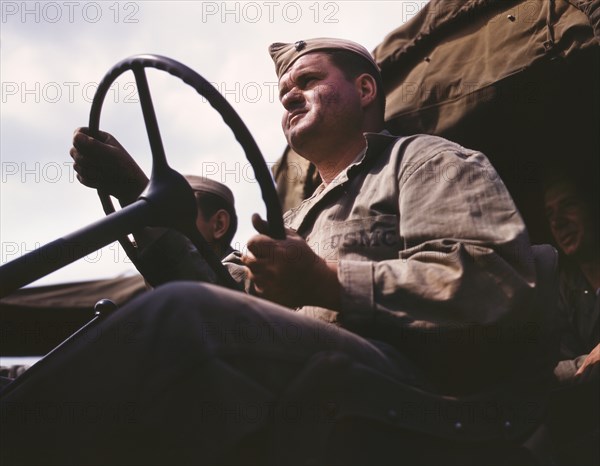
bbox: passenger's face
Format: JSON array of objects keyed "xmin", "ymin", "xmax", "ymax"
[
  {"xmin": 195, "ymin": 208, "xmax": 215, "ymax": 244},
  {"xmin": 544, "ymin": 181, "xmax": 594, "ymax": 257},
  {"xmin": 278, "ymin": 53, "xmax": 363, "ymax": 155}
]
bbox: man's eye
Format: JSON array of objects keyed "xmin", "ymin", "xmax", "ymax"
[{"xmin": 300, "ymin": 76, "xmax": 317, "ymax": 87}]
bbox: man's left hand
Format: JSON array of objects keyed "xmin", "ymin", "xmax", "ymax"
[{"xmin": 242, "ymin": 214, "xmax": 340, "ymax": 309}]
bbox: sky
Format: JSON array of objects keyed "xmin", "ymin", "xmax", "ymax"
[{"xmin": 0, "ymin": 0, "xmax": 426, "ymax": 287}]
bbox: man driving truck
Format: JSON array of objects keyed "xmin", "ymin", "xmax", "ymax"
[{"xmin": 1, "ymin": 38, "xmax": 555, "ymax": 465}]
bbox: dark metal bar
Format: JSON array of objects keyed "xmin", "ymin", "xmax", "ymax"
[
  {"xmin": 0, "ymin": 200, "xmax": 154, "ymax": 299},
  {"xmin": 0, "ymin": 299, "xmax": 119, "ymax": 397},
  {"xmin": 132, "ymin": 66, "xmax": 169, "ymax": 174}
]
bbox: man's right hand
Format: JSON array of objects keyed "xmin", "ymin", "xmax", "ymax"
[
  {"xmin": 576, "ymin": 343, "xmax": 600, "ymax": 379},
  {"xmin": 70, "ymin": 127, "xmax": 149, "ymax": 206}
]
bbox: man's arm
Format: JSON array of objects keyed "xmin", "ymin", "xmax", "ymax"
[
  {"xmin": 552, "ymin": 277, "xmax": 599, "ymax": 383},
  {"xmin": 70, "ymin": 128, "xmax": 243, "ymax": 288},
  {"xmin": 337, "ymin": 146, "xmax": 536, "ymax": 329}
]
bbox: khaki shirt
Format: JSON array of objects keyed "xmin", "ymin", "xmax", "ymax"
[{"xmin": 288, "ymin": 132, "xmax": 535, "ymax": 329}]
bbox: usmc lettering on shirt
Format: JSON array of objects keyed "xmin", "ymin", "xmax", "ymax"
[{"xmin": 309, "ymin": 215, "xmax": 400, "ymax": 262}]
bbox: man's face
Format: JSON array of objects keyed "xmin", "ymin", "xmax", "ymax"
[
  {"xmin": 544, "ymin": 181, "xmax": 594, "ymax": 257},
  {"xmin": 278, "ymin": 53, "xmax": 363, "ymax": 157},
  {"xmin": 195, "ymin": 209, "xmax": 215, "ymax": 245}
]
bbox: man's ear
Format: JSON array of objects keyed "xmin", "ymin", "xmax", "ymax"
[
  {"xmin": 355, "ymin": 73, "xmax": 378, "ymax": 108},
  {"xmin": 211, "ymin": 209, "xmax": 231, "ymax": 241}
]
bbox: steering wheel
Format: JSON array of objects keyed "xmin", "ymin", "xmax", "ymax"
[{"xmin": 87, "ymin": 54, "xmax": 285, "ymax": 289}]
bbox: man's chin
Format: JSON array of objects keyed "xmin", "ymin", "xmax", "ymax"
[
  {"xmin": 561, "ymin": 241, "xmax": 581, "ymax": 257},
  {"xmin": 287, "ymin": 126, "xmax": 312, "ymax": 152}
]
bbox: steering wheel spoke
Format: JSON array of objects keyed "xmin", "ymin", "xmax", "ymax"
[{"xmin": 131, "ymin": 65, "xmax": 169, "ymax": 174}]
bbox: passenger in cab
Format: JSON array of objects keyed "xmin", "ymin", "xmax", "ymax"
[{"xmin": 544, "ymin": 169, "xmax": 599, "ymax": 382}]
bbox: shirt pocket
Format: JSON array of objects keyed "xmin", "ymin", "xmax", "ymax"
[{"xmin": 310, "ymin": 214, "xmax": 400, "ymax": 262}]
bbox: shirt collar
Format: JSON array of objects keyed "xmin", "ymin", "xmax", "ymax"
[{"xmin": 328, "ymin": 130, "xmax": 398, "ymax": 187}]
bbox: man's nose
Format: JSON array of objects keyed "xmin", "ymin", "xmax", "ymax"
[
  {"xmin": 281, "ymin": 88, "xmax": 304, "ymax": 109},
  {"xmin": 550, "ymin": 211, "xmax": 568, "ymax": 229}
]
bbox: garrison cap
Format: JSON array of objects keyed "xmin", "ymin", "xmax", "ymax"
[
  {"xmin": 268, "ymin": 37, "xmax": 380, "ymax": 79},
  {"xmin": 184, "ymin": 175, "xmax": 235, "ymax": 208}
]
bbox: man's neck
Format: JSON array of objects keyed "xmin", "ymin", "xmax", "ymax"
[{"xmin": 313, "ymin": 137, "xmax": 367, "ymax": 185}]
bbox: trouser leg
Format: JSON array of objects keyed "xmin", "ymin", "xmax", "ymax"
[{"xmin": 1, "ymin": 282, "xmax": 414, "ymax": 465}]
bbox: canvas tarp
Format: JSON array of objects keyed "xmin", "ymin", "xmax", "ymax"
[
  {"xmin": 375, "ymin": 0, "xmax": 596, "ymax": 132},
  {"xmin": 373, "ymin": 0, "xmax": 600, "ymax": 242},
  {"xmin": 0, "ymin": 275, "xmax": 147, "ymax": 355}
]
